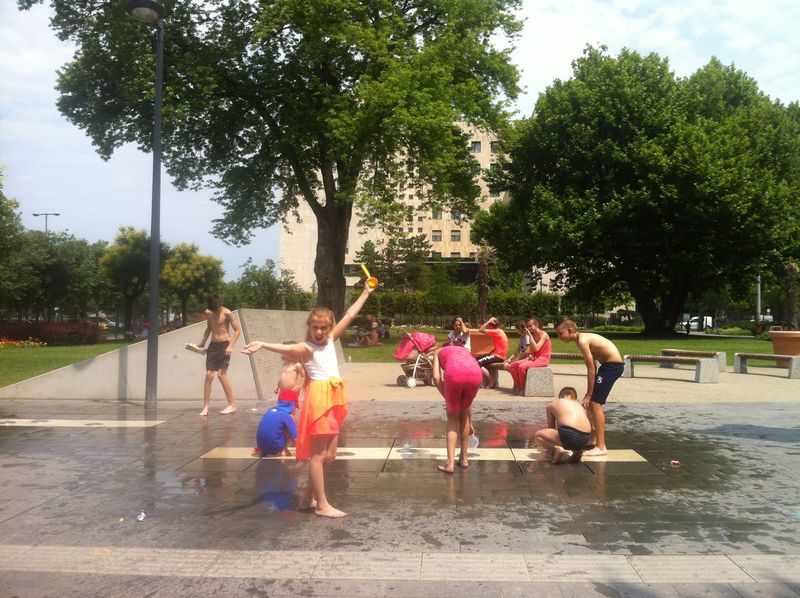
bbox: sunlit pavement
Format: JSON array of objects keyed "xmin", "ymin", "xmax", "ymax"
[{"xmin": 1, "ymin": 363, "xmax": 798, "ymax": 597}]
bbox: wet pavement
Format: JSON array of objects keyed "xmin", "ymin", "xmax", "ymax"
[{"xmin": 1, "ymin": 363, "xmax": 799, "ymax": 597}]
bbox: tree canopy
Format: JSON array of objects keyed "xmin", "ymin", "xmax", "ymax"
[
  {"xmin": 22, "ymin": 0, "xmax": 522, "ymax": 316},
  {"xmin": 473, "ymin": 46, "xmax": 800, "ymax": 334},
  {"xmin": 161, "ymin": 243, "xmax": 224, "ymax": 326}
]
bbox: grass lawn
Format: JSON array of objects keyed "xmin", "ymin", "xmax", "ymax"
[
  {"xmin": 0, "ymin": 332, "xmax": 775, "ymax": 388},
  {"xmin": 0, "ymin": 342, "xmax": 129, "ymax": 388},
  {"xmin": 343, "ymin": 328, "xmax": 774, "ymax": 365}
]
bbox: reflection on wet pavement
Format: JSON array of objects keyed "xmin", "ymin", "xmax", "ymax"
[{"xmin": 0, "ymin": 399, "xmax": 798, "ymax": 562}]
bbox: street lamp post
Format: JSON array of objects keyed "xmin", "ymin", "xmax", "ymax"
[
  {"xmin": 125, "ymin": 0, "xmax": 165, "ymax": 409},
  {"xmin": 32, "ymin": 212, "xmax": 60, "ymax": 235}
]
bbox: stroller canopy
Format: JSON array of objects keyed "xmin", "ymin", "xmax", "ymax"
[{"xmin": 393, "ymin": 332, "xmax": 437, "ymax": 360}]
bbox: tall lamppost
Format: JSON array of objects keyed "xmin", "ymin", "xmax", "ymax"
[
  {"xmin": 32, "ymin": 212, "xmax": 60, "ymax": 235},
  {"xmin": 125, "ymin": 0, "xmax": 165, "ymax": 408}
]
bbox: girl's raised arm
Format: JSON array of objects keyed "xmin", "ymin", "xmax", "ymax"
[{"xmin": 331, "ymin": 281, "xmax": 376, "ymax": 341}]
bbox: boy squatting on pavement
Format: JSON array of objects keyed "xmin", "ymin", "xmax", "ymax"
[
  {"xmin": 555, "ymin": 318, "xmax": 624, "ymax": 456},
  {"xmin": 534, "ymin": 386, "xmax": 592, "ymax": 464}
]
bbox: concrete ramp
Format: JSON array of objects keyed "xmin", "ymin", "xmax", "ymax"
[{"xmin": 0, "ymin": 309, "xmax": 341, "ymax": 401}]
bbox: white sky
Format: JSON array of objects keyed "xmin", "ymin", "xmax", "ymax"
[{"xmin": 1, "ymin": 0, "xmax": 798, "ymax": 280}]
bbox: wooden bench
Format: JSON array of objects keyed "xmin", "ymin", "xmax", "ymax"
[
  {"xmin": 733, "ymin": 353, "xmax": 800, "ymax": 379},
  {"xmin": 661, "ymin": 348, "xmax": 726, "ymax": 371},
  {"xmin": 623, "ymin": 354, "xmax": 719, "ymax": 383}
]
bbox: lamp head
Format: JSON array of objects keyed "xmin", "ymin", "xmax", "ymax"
[{"xmin": 124, "ymin": 0, "xmax": 165, "ymax": 24}]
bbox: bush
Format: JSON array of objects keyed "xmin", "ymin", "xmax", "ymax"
[
  {"xmin": 0, "ymin": 321, "xmax": 105, "ymax": 345},
  {"xmin": 593, "ymin": 325, "xmax": 644, "ymax": 333}
]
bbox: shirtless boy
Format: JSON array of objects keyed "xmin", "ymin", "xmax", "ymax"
[
  {"xmin": 274, "ymin": 341, "xmax": 306, "ymax": 425},
  {"xmin": 198, "ymin": 296, "xmax": 241, "ymax": 416},
  {"xmin": 555, "ymin": 318, "xmax": 624, "ymax": 456},
  {"xmin": 534, "ymin": 386, "xmax": 592, "ymax": 464}
]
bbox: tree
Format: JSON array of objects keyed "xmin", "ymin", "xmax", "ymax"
[
  {"xmin": 355, "ymin": 233, "xmax": 432, "ymax": 291},
  {"xmin": 21, "ymin": 0, "xmax": 521, "ymax": 317},
  {"xmin": 100, "ymin": 227, "xmax": 167, "ymax": 333},
  {"xmin": 0, "ymin": 178, "xmax": 28, "ymax": 315},
  {"xmin": 161, "ymin": 243, "xmax": 224, "ymax": 327},
  {"xmin": 473, "ymin": 46, "xmax": 800, "ymax": 334}
]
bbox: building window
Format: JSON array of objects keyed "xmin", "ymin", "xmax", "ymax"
[
  {"xmin": 432, "ymin": 210, "xmax": 442, "ymax": 219},
  {"xmin": 451, "ymin": 230, "xmax": 461, "ymax": 242},
  {"xmin": 469, "ymin": 252, "xmax": 476, "ymax": 259},
  {"xmin": 417, "ymin": 215, "xmax": 424, "ymax": 221},
  {"xmin": 406, "ymin": 213, "xmax": 413, "ymax": 222},
  {"xmin": 490, "ymin": 163, "xmax": 499, "ymax": 172},
  {"xmin": 490, "ymin": 141, "xmax": 500, "ymax": 153},
  {"xmin": 432, "ymin": 230, "xmax": 442, "ymax": 242},
  {"xmin": 417, "ymin": 227, "xmax": 423, "ymax": 233},
  {"xmin": 407, "ymin": 227, "xmax": 413, "ymax": 233},
  {"xmin": 451, "ymin": 210, "xmax": 461, "ymax": 220},
  {"xmin": 432, "ymin": 251, "xmax": 441, "ymax": 259},
  {"xmin": 490, "ymin": 189, "xmax": 501, "ymax": 198},
  {"xmin": 407, "ymin": 194, "xmax": 414, "ymax": 200},
  {"xmin": 470, "ymin": 141, "xmax": 481, "ymax": 153},
  {"xmin": 451, "ymin": 252, "xmax": 461, "ymax": 258}
]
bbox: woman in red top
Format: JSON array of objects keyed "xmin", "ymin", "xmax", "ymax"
[{"xmin": 507, "ymin": 316, "xmax": 552, "ymax": 395}]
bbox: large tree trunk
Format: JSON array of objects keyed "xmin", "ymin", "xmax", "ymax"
[{"xmin": 314, "ymin": 203, "xmax": 351, "ymax": 319}]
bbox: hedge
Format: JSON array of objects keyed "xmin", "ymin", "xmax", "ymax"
[{"xmin": 0, "ymin": 321, "xmax": 106, "ymax": 346}]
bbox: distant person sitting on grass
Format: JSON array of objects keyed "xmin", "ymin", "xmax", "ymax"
[{"xmin": 534, "ymin": 386, "xmax": 592, "ymax": 464}]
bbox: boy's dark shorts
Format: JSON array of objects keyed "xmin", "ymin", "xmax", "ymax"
[
  {"xmin": 557, "ymin": 425, "xmax": 591, "ymax": 451},
  {"xmin": 591, "ymin": 362, "xmax": 624, "ymax": 405},
  {"xmin": 205, "ymin": 341, "xmax": 231, "ymax": 371}
]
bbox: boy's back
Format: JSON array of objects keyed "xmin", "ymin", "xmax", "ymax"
[{"xmin": 550, "ymin": 398, "xmax": 591, "ymax": 433}]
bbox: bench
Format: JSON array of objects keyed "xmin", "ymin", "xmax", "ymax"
[
  {"xmin": 623, "ymin": 354, "xmax": 719, "ymax": 383},
  {"xmin": 733, "ymin": 353, "xmax": 800, "ymax": 379},
  {"xmin": 661, "ymin": 348, "xmax": 726, "ymax": 371},
  {"xmin": 523, "ymin": 367, "xmax": 554, "ymax": 397}
]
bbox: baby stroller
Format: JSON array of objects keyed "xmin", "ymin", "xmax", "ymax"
[{"xmin": 393, "ymin": 331, "xmax": 438, "ymax": 388}]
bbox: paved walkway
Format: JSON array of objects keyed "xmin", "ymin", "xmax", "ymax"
[{"xmin": 1, "ymin": 363, "xmax": 799, "ymax": 597}]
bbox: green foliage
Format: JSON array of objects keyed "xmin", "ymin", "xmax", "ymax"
[
  {"xmin": 356, "ymin": 234, "xmax": 432, "ymax": 291},
  {"xmin": 0, "ymin": 321, "xmax": 105, "ymax": 346},
  {"xmin": 25, "ymin": 0, "xmax": 522, "ymax": 316},
  {"xmin": 473, "ymin": 46, "xmax": 800, "ymax": 335},
  {"xmin": 100, "ymin": 227, "xmax": 167, "ymax": 331},
  {"xmin": 161, "ymin": 243, "xmax": 224, "ymax": 326},
  {"xmin": 233, "ymin": 259, "xmax": 313, "ymax": 310}
]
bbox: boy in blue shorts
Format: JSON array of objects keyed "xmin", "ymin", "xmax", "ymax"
[
  {"xmin": 256, "ymin": 394, "xmax": 298, "ymax": 457},
  {"xmin": 555, "ymin": 318, "xmax": 624, "ymax": 456}
]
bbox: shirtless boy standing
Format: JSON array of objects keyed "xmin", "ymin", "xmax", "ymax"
[
  {"xmin": 534, "ymin": 386, "xmax": 592, "ymax": 464},
  {"xmin": 555, "ymin": 318, "xmax": 624, "ymax": 456},
  {"xmin": 198, "ymin": 296, "xmax": 241, "ymax": 416}
]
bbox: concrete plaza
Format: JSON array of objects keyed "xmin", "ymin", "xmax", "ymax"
[{"xmin": 1, "ymin": 362, "xmax": 799, "ymax": 597}]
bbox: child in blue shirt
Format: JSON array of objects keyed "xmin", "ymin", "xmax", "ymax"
[{"xmin": 256, "ymin": 397, "xmax": 298, "ymax": 457}]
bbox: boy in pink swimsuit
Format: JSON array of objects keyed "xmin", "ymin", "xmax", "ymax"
[{"xmin": 432, "ymin": 345, "xmax": 483, "ymax": 473}]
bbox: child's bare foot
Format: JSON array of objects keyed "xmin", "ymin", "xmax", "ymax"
[
  {"xmin": 297, "ymin": 495, "xmax": 317, "ymax": 511},
  {"xmin": 582, "ymin": 447, "xmax": 607, "ymax": 457},
  {"xmin": 458, "ymin": 459, "xmax": 470, "ymax": 469},
  {"xmin": 438, "ymin": 464, "xmax": 455, "ymax": 473},
  {"xmin": 315, "ymin": 505, "xmax": 347, "ymax": 518},
  {"xmin": 552, "ymin": 446, "xmax": 567, "ymax": 465},
  {"xmin": 569, "ymin": 450, "xmax": 583, "ymax": 463},
  {"xmin": 199, "ymin": 408, "xmax": 209, "ymax": 417},
  {"xmin": 218, "ymin": 405, "xmax": 238, "ymax": 415}
]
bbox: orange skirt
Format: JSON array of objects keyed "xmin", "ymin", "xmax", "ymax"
[{"xmin": 295, "ymin": 377, "xmax": 348, "ymax": 461}]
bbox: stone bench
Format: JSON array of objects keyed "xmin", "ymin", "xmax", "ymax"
[
  {"xmin": 661, "ymin": 348, "xmax": 726, "ymax": 371},
  {"xmin": 734, "ymin": 353, "xmax": 800, "ymax": 379},
  {"xmin": 523, "ymin": 366, "xmax": 554, "ymax": 397},
  {"xmin": 623, "ymin": 354, "xmax": 719, "ymax": 383}
]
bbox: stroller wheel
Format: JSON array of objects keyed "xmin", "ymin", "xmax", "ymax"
[
  {"xmin": 406, "ymin": 377, "xmax": 417, "ymax": 388},
  {"xmin": 397, "ymin": 375, "xmax": 407, "ymax": 386}
]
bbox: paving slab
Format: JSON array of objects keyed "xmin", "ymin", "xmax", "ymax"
[{"xmin": 1, "ymin": 361, "xmax": 799, "ymax": 596}]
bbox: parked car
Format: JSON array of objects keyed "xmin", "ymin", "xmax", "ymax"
[{"xmin": 681, "ymin": 316, "xmax": 713, "ymax": 331}]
